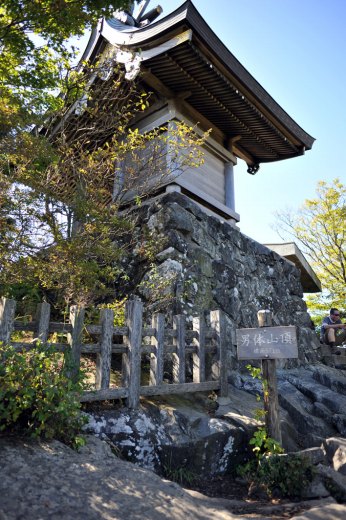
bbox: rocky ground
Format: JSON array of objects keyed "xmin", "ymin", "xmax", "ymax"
[
  {"xmin": 2, "ymin": 363, "xmax": 346, "ymax": 519},
  {"xmin": 0, "ymin": 435, "xmax": 345, "ymax": 520}
]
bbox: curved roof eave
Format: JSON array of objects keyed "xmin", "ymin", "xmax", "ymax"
[
  {"xmin": 99, "ymin": 1, "xmax": 315, "ymax": 151},
  {"xmin": 84, "ymin": 0, "xmax": 315, "ymax": 156}
]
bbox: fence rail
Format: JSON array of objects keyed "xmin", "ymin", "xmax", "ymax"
[{"xmin": 0, "ymin": 297, "xmax": 228, "ymax": 408}]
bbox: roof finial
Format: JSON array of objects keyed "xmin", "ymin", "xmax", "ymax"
[{"xmin": 113, "ymin": 1, "xmax": 162, "ymax": 27}]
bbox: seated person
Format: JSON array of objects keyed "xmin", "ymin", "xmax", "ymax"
[{"xmin": 321, "ymin": 308, "xmax": 346, "ymax": 354}]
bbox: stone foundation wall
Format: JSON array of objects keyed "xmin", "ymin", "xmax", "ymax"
[{"xmin": 123, "ymin": 192, "xmax": 321, "ymax": 369}]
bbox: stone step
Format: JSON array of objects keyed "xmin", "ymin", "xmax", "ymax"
[
  {"xmin": 278, "ymin": 380, "xmax": 337, "ymax": 447},
  {"xmin": 309, "ymin": 365, "xmax": 346, "ymax": 395},
  {"xmin": 320, "ymin": 345, "xmax": 332, "ymax": 356},
  {"xmin": 334, "ymin": 355, "xmax": 346, "ymax": 368},
  {"xmin": 319, "ymin": 344, "xmax": 346, "ymax": 361},
  {"xmin": 322, "ymin": 355, "xmax": 346, "ymax": 369},
  {"xmin": 278, "ymin": 369, "xmax": 346, "ymax": 439},
  {"xmin": 283, "ymin": 371, "xmax": 346, "ymax": 414}
]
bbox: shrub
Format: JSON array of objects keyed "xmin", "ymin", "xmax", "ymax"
[
  {"xmin": 240, "ymin": 453, "xmax": 316, "ymax": 498},
  {"xmin": 239, "ymin": 433, "xmax": 316, "ymax": 500},
  {"xmin": 0, "ymin": 343, "xmax": 87, "ymax": 449}
]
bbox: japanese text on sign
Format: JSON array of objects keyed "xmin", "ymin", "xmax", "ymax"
[{"xmin": 236, "ymin": 326, "xmax": 298, "ymax": 359}]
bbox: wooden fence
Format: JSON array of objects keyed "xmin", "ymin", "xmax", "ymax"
[{"xmin": 0, "ymin": 297, "xmax": 228, "ymax": 408}]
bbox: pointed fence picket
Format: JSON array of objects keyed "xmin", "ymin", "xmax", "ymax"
[{"xmin": 0, "ymin": 296, "xmax": 229, "ymax": 408}]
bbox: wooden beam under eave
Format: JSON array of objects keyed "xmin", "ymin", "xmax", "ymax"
[
  {"xmin": 142, "ymin": 67, "xmax": 225, "ymax": 146},
  {"xmin": 231, "ymin": 144, "xmax": 256, "ymax": 166},
  {"xmin": 142, "ymin": 67, "xmax": 175, "ymax": 100},
  {"xmin": 179, "ymin": 100, "xmax": 225, "ymax": 145}
]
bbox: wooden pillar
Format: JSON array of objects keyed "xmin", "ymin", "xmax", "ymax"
[
  {"xmin": 35, "ymin": 302, "xmax": 51, "ymax": 344},
  {"xmin": 123, "ymin": 300, "xmax": 143, "ymax": 409},
  {"xmin": 67, "ymin": 305, "xmax": 85, "ymax": 382},
  {"xmin": 172, "ymin": 314, "xmax": 186, "ymax": 384},
  {"xmin": 192, "ymin": 315, "xmax": 206, "ymax": 383},
  {"xmin": 210, "ymin": 310, "xmax": 228, "ymax": 397},
  {"xmin": 258, "ymin": 310, "xmax": 282, "ymax": 445},
  {"xmin": 95, "ymin": 308, "xmax": 114, "ymax": 390},
  {"xmin": 150, "ymin": 313, "xmax": 165, "ymax": 386},
  {"xmin": 0, "ymin": 297, "xmax": 16, "ymax": 345},
  {"xmin": 225, "ymin": 162, "xmax": 235, "ymax": 211}
]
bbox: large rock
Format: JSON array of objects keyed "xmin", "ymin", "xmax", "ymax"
[
  {"xmin": 324, "ymin": 437, "xmax": 346, "ymax": 475},
  {"xmin": 0, "ymin": 436, "xmax": 255, "ymax": 520},
  {"xmin": 316, "ymin": 464, "xmax": 346, "ymax": 502},
  {"xmin": 84, "ymin": 393, "xmax": 255, "ymax": 477}
]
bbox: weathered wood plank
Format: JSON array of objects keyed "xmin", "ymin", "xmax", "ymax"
[
  {"xmin": 257, "ymin": 310, "xmax": 272, "ymax": 328},
  {"xmin": 0, "ymin": 297, "xmax": 16, "ymax": 344},
  {"xmin": 150, "ymin": 313, "xmax": 165, "ymax": 386},
  {"xmin": 95, "ymin": 308, "xmax": 114, "ymax": 390},
  {"xmin": 172, "ymin": 314, "xmax": 186, "ymax": 384},
  {"xmin": 143, "ymin": 327, "xmax": 155, "ymax": 337},
  {"xmin": 80, "ymin": 387, "xmax": 128, "ymax": 402},
  {"xmin": 13, "ymin": 321, "xmax": 36, "ymax": 332},
  {"xmin": 163, "ymin": 344, "xmax": 216, "ymax": 355},
  {"xmin": 81, "ymin": 343, "xmax": 128, "ymax": 354},
  {"xmin": 193, "ymin": 315, "xmax": 206, "ymax": 383},
  {"xmin": 123, "ymin": 300, "xmax": 143, "ymax": 409},
  {"xmin": 86, "ymin": 325, "xmax": 157, "ymax": 338},
  {"xmin": 67, "ymin": 306, "xmax": 85, "ymax": 382},
  {"xmin": 81, "ymin": 343, "xmax": 100, "ymax": 353},
  {"xmin": 258, "ymin": 310, "xmax": 282, "ymax": 445},
  {"xmin": 86, "ymin": 324, "xmax": 129, "ymax": 336},
  {"xmin": 210, "ymin": 310, "xmax": 228, "ymax": 397},
  {"xmin": 13, "ymin": 319, "xmax": 70, "ymax": 334},
  {"xmin": 80, "ymin": 380, "xmax": 220, "ymax": 402},
  {"xmin": 49, "ymin": 322, "xmax": 72, "ymax": 333},
  {"xmin": 262, "ymin": 358, "xmax": 281, "ymax": 442},
  {"xmin": 35, "ymin": 302, "xmax": 51, "ymax": 344},
  {"xmin": 236, "ymin": 325, "xmax": 298, "ymax": 359},
  {"xmin": 11, "ymin": 342, "xmax": 67, "ymax": 352},
  {"xmin": 165, "ymin": 328, "xmax": 216, "ymax": 340},
  {"xmin": 140, "ymin": 380, "xmax": 220, "ymax": 396}
]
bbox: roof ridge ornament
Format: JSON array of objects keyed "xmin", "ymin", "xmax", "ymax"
[
  {"xmin": 133, "ymin": 1, "xmax": 150, "ymax": 22},
  {"xmin": 113, "ymin": 1, "xmax": 162, "ymax": 28}
]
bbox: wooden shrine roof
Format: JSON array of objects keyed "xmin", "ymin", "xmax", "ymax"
[{"xmin": 82, "ymin": 0, "xmax": 315, "ymax": 170}]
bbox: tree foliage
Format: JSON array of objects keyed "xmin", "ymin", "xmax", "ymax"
[
  {"xmin": 0, "ymin": 2, "xmax": 208, "ymax": 310},
  {"xmin": 275, "ymin": 179, "xmax": 346, "ymax": 320},
  {"xmin": 0, "ymin": 0, "xmax": 129, "ymax": 129}
]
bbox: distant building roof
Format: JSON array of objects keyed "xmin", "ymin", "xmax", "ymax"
[
  {"xmin": 264, "ymin": 242, "xmax": 321, "ymax": 293},
  {"xmin": 82, "ymin": 0, "xmax": 315, "ymax": 171}
]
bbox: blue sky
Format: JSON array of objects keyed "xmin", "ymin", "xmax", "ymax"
[{"xmin": 151, "ymin": 0, "xmax": 346, "ymax": 243}]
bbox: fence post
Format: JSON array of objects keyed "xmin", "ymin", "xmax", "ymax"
[
  {"xmin": 150, "ymin": 313, "xmax": 165, "ymax": 386},
  {"xmin": 123, "ymin": 300, "xmax": 143, "ymax": 409},
  {"xmin": 258, "ymin": 309, "xmax": 282, "ymax": 444},
  {"xmin": 210, "ymin": 310, "xmax": 228, "ymax": 397},
  {"xmin": 35, "ymin": 302, "xmax": 51, "ymax": 344},
  {"xmin": 0, "ymin": 297, "xmax": 16, "ymax": 345},
  {"xmin": 172, "ymin": 314, "xmax": 186, "ymax": 384},
  {"xmin": 67, "ymin": 305, "xmax": 85, "ymax": 382},
  {"xmin": 192, "ymin": 314, "xmax": 206, "ymax": 383},
  {"xmin": 95, "ymin": 308, "xmax": 114, "ymax": 390}
]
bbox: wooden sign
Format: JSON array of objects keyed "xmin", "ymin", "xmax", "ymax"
[{"xmin": 236, "ymin": 325, "xmax": 298, "ymax": 360}]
